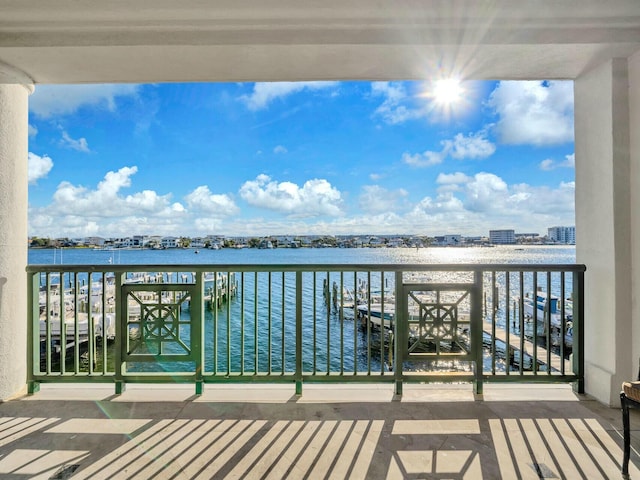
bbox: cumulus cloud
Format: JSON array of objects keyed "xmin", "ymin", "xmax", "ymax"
[
  {"xmin": 440, "ymin": 171, "xmax": 574, "ymax": 218},
  {"xmin": 239, "ymin": 174, "xmax": 343, "ymax": 217},
  {"xmin": 29, "ymin": 166, "xmax": 192, "ymax": 237},
  {"xmin": 405, "ymin": 172, "xmax": 575, "ymax": 233},
  {"xmin": 463, "ymin": 173, "xmax": 509, "ymax": 212},
  {"xmin": 487, "ymin": 81, "xmax": 574, "ymax": 146},
  {"xmin": 50, "ymin": 166, "xmax": 181, "ymax": 217},
  {"xmin": 358, "ymin": 185, "xmax": 408, "ymax": 214},
  {"xmin": 185, "ymin": 186, "xmax": 239, "ymax": 217},
  {"xmin": 60, "ymin": 131, "xmax": 90, "ymax": 152},
  {"xmin": 539, "ymin": 153, "xmax": 575, "ymax": 171},
  {"xmin": 442, "ymin": 133, "xmax": 496, "ymax": 159},
  {"xmin": 30, "ymin": 84, "xmax": 140, "ymax": 118},
  {"xmin": 28, "ymin": 152, "xmax": 53, "ymax": 184},
  {"xmin": 240, "ymin": 82, "xmax": 339, "ymax": 111},
  {"xmin": 402, "ymin": 132, "xmax": 495, "ymax": 167}
]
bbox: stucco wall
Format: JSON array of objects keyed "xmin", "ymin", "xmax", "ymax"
[
  {"xmin": 629, "ymin": 51, "xmax": 640, "ymax": 383},
  {"xmin": 575, "ymin": 58, "xmax": 632, "ymax": 405},
  {"xmin": 0, "ymin": 84, "xmax": 30, "ymax": 400}
]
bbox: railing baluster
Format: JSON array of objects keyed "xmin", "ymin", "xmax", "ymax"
[
  {"xmin": 59, "ymin": 270, "xmax": 66, "ymax": 375},
  {"xmin": 295, "ymin": 271, "xmax": 302, "ymax": 394},
  {"xmin": 560, "ymin": 271, "xmax": 566, "ymax": 375},
  {"xmin": 254, "ymin": 271, "xmax": 258, "ymax": 375},
  {"xmin": 532, "ymin": 272, "xmax": 538, "ymax": 374},
  {"xmin": 313, "ymin": 272, "xmax": 317, "ymax": 374},
  {"xmin": 380, "ymin": 272, "xmax": 385, "ymax": 375},
  {"xmin": 268, "ymin": 271, "xmax": 272, "ymax": 375},
  {"xmin": 505, "ymin": 272, "xmax": 510, "ymax": 377},
  {"xmin": 281, "ymin": 272, "xmax": 285, "ymax": 375},
  {"xmin": 353, "ymin": 271, "xmax": 358, "ymax": 373},
  {"xmin": 241, "ymin": 271, "xmax": 245, "ymax": 376},
  {"xmin": 226, "ymin": 271, "xmax": 231, "ymax": 376},
  {"xmin": 546, "ymin": 272, "xmax": 552, "ymax": 374},
  {"xmin": 363, "ymin": 271, "xmax": 371, "ymax": 375},
  {"xmin": 519, "ymin": 272, "xmax": 525, "ymax": 376},
  {"xmin": 45, "ymin": 273, "xmax": 52, "ymax": 375},
  {"xmin": 213, "ymin": 271, "xmax": 218, "ymax": 375},
  {"xmin": 491, "ymin": 271, "xmax": 496, "ymax": 375},
  {"xmin": 326, "ymin": 271, "xmax": 330, "ymax": 375},
  {"xmin": 336, "ymin": 273, "xmax": 342, "ymax": 375}
]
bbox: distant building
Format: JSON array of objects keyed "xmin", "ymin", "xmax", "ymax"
[
  {"xmin": 84, "ymin": 236, "xmax": 105, "ymax": 247},
  {"xmin": 434, "ymin": 235, "xmax": 462, "ymax": 246},
  {"xmin": 548, "ymin": 226, "xmax": 576, "ymax": 244},
  {"xmin": 489, "ymin": 229, "xmax": 516, "ymax": 245},
  {"xmin": 161, "ymin": 236, "xmax": 179, "ymax": 248}
]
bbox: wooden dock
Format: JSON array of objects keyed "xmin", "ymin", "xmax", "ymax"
[{"xmin": 483, "ymin": 323, "xmax": 573, "ymax": 373}]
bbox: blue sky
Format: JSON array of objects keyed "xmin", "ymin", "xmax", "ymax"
[{"xmin": 27, "ymin": 80, "xmax": 575, "ymax": 238}]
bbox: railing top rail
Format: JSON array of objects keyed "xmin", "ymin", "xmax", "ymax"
[{"xmin": 26, "ymin": 263, "xmax": 587, "ymax": 273}]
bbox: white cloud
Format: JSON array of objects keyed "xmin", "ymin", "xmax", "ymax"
[
  {"xmin": 404, "ymin": 172, "xmax": 575, "ymax": 234},
  {"xmin": 29, "ymin": 166, "xmax": 193, "ymax": 237},
  {"xmin": 436, "ymin": 172, "xmax": 472, "ymax": 185},
  {"xmin": 539, "ymin": 153, "xmax": 575, "ymax": 171},
  {"xmin": 369, "ymin": 173, "xmax": 384, "ymax": 181},
  {"xmin": 402, "ymin": 150, "xmax": 444, "ymax": 167},
  {"xmin": 487, "ymin": 81, "xmax": 574, "ymax": 146},
  {"xmin": 273, "ymin": 145, "xmax": 288, "ymax": 154},
  {"xmin": 239, "ymin": 174, "xmax": 343, "ymax": 217},
  {"xmin": 30, "ymin": 84, "xmax": 140, "ymax": 118},
  {"xmin": 358, "ymin": 185, "xmax": 408, "ymax": 214},
  {"xmin": 28, "ymin": 124, "xmax": 38, "ymax": 137},
  {"xmin": 403, "ymin": 132, "xmax": 495, "ymax": 168},
  {"xmin": 28, "ymin": 152, "xmax": 53, "ymax": 184},
  {"xmin": 539, "ymin": 159, "xmax": 555, "ymax": 171},
  {"xmin": 50, "ymin": 166, "xmax": 180, "ymax": 217},
  {"xmin": 442, "ymin": 132, "xmax": 496, "ymax": 160},
  {"xmin": 371, "ymin": 82, "xmax": 429, "ymax": 124},
  {"xmin": 463, "ymin": 173, "xmax": 509, "ymax": 212},
  {"xmin": 240, "ymin": 82, "xmax": 339, "ymax": 111},
  {"xmin": 185, "ymin": 186, "xmax": 239, "ymax": 217},
  {"xmin": 60, "ymin": 131, "xmax": 90, "ymax": 152}
]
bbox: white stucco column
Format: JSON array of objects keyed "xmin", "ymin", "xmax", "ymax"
[
  {"xmin": 629, "ymin": 51, "xmax": 640, "ymax": 388},
  {"xmin": 575, "ymin": 58, "xmax": 634, "ymax": 406},
  {"xmin": 0, "ymin": 74, "xmax": 33, "ymax": 400}
]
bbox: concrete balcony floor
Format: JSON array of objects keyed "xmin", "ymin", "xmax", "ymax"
[{"xmin": 0, "ymin": 384, "xmax": 637, "ymax": 479}]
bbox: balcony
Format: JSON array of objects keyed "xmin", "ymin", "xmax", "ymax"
[
  {"xmin": 26, "ymin": 263, "xmax": 584, "ymax": 396},
  {"xmin": 0, "ymin": 383, "xmax": 638, "ymax": 478},
  {"xmin": 17, "ymin": 262, "xmax": 640, "ymax": 478}
]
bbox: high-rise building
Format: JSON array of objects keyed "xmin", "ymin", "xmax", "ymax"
[
  {"xmin": 489, "ymin": 229, "xmax": 516, "ymax": 244},
  {"xmin": 548, "ymin": 226, "xmax": 576, "ymax": 244}
]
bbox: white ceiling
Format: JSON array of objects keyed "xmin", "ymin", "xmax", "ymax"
[{"xmin": 1, "ymin": 0, "xmax": 639, "ymax": 84}]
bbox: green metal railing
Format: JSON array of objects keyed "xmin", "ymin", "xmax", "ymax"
[{"xmin": 26, "ymin": 263, "xmax": 585, "ymax": 395}]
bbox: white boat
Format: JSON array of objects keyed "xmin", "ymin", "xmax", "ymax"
[
  {"xmin": 356, "ymin": 303, "xmax": 394, "ymax": 328},
  {"xmin": 522, "ymin": 291, "xmax": 573, "ymax": 346}
]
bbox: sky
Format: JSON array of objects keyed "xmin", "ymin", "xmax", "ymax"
[{"xmin": 26, "ymin": 80, "xmax": 575, "ymax": 239}]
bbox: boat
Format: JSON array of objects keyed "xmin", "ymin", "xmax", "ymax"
[
  {"xmin": 356, "ymin": 303, "xmax": 394, "ymax": 328},
  {"xmin": 521, "ymin": 291, "xmax": 573, "ymax": 346}
]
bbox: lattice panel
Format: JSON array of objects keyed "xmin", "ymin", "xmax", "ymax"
[
  {"xmin": 406, "ymin": 288, "xmax": 472, "ymax": 357},
  {"xmin": 123, "ymin": 285, "xmax": 195, "ymax": 361}
]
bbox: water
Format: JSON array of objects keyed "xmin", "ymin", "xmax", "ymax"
[
  {"xmin": 29, "ymin": 244, "xmax": 576, "ymax": 266},
  {"xmin": 31, "ymin": 245, "xmax": 576, "ymax": 375}
]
